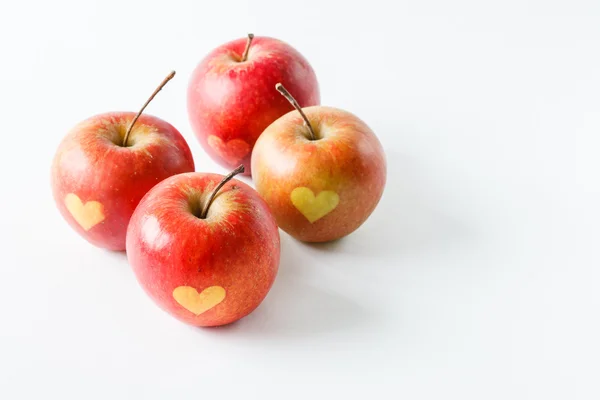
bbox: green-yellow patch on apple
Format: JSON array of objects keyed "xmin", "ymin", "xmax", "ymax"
[
  {"xmin": 290, "ymin": 187, "xmax": 339, "ymax": 223},
  {"xmin": 172, "ymin": 286, "xmax": 226, "ymax": 315},
  {"xmin": 64, "ymin": 193, "xmax": 105, "ymax": 231}
]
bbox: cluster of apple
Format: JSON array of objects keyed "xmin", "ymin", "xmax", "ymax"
[{"xmin": 51, "ymin": 34, "xmax": 386, "ymax": 327}]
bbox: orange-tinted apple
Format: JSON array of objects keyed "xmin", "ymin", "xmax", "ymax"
[
  {"xmin": 187, "ymin": 34, "xmax": 320, "ymax": 175},
  {"xmin": 251, "ymin": 84, "xmax": 386, "ymax": 242},
  {"xmin": 126, "ymin": 166, "xmax": 280, "ymax": 327},
  {"xmin": 51, "ymin": 72, "xmax": 195, "ymax": 251}
]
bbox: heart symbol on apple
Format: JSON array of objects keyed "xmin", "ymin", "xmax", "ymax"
[
  {"xmin": 52, "ymin": 71, "xmax": 195, "ymax": 250},
  {"xmin": 172, "ymin": 285, "xmax": 226, "ymax": 316},
  {"xmin": 64, "ymin": 193, "xmax": 105, "ymax": 231},
  {"xmin": 290, "ymin": 187, "xmax": 339, "ymax": 223},
  {"xmin": 187, "ymin": 34, "xmax": 320, "ymax": 176},
  {"xmin": 128, "ymin": 165, "xmax": 280, "ymax": 327},
  {"xmin": 207, "ymin": 135, "xmax": 250, "ymax": 166},
  {"xmin": 251, "ymin": 83, "xmax": 386, "ymax": 242}
]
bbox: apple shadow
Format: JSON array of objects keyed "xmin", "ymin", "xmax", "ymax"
[
  {"xmin": 102, "ymin": 248, "xmax": 128, "ymax": 262},
  {"xmin": 302, "ymin": 150, "xmax": 472, "ymax": 260},
  {"xmin": 201, "ymin": 233, "xmax": 372, "ymax": 340},
  {"xmin": 200, "ymin": 150, "xmax": 471, "ymax": 340}
]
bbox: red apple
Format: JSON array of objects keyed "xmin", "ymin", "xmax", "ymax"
[
  {"xmin": 126, "ymin": 166, "xmax": 280, "ymax": 327},
  {"xmin": 251, "ymin": 84, "xmax": 387, "ymax": 242},
  {"xmin": 51, "ymin": 72, "xmax": 195, "ymax": 251},
  {"xmin": 187, "ymin": 34, "xmax": 320, "ymax": 175}
]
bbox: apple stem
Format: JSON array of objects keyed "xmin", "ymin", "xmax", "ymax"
[
  {"xmin": 200, "ymin": 165, "xmax": 245, "ymax": 218},
  {"xmin": 275, "ymin": 83, "xmax": 316, "ymax": 140},
  {"xmin": 122, "ymin": 71, "xmax": 176, "ymax": 147},
  {"xmin": 240, "ymin": 33, "xmax": 254, "ymax": 62}
]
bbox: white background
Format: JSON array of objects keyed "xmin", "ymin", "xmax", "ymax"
[{"xmin": 0, "ymin": 0, "xmax": 598, "ymax": 398}]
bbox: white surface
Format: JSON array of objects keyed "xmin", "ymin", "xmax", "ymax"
[{"xmin": 1, "ymin": 1, "xmax": 599, "ymax": 398}]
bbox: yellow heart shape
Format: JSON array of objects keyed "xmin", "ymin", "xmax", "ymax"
[
  {"xmin": 64, "ymin": 193, "xmax": 105, "ymax": 231},
  {"xmin": 290, "ymin": 187, "xmax": 340, "ymax": 223},
  {"xmin": 173, "ymin": 286, "xmax": 226, "ymax": 315}
]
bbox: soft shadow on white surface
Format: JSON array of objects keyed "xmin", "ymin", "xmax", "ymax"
[
  {"xmin": 198, "ymin": 150, "xmax": 471, "ymax": 340},
  {"xmin": 200, "ymin": 233, "xmax": 370, "ymax": 339},
  {"xmin": 307, "ymin": 151, "xmax": 472, "ymax": 259}
]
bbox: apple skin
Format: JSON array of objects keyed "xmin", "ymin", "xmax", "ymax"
[
  {"xmin": 251, "ymin": 106, "xmax": 386, "ymax": 242},
  {"xmin": 187, "ymin": 36, "xmax": 320, "ymax": 176},
  {"xmin": 51, "ymin": 112, "xmax": 195, "ymax": 251},
  {"xmin": 126, "ymin": 172, "xmax": 280, "ymax": 327}
]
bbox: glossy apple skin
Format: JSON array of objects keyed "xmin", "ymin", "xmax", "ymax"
[
  {"xmin": 126, "ymin": 172, "xmax": 280, "ymax": 327},
  {"xmin": 187, "ymin": 36, "xmax": 320, "ymax": 176},
  {"xmin": 251, "ymin": 106, "xmax": 386, "ymax": 242},
  {"xmin": 51, "ymin": 112, "xmax": 195, "ymax": 251}
]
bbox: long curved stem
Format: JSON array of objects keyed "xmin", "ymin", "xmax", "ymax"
[
  {"xmin": 122, "ymin": 71, "xmax": 176, "ymax": 146},
  {"xmin": 275, "ymin": 83, "xmax": 316, "ymax": 140}
]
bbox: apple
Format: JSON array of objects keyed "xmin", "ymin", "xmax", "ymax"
[
  {"xmin": 126, "ymin": 166, "xmax": 280, "ymax": 327},
  {"xmin": 187, "ymin": 34, "xmax": 320, "ymax": 175},
  {"xmin": 51, "ymin": 72, "xmax": 195, "ymax": 251},
  {"xmin": 251, "ymin": 84, "xmax": 387, "ymax": 243}
]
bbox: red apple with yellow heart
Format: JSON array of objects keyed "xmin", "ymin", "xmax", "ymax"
[
  {"xmin": 126, "ymin": 166, "xmax": 280, "ymax": 327},
  {"xmin": 51, "ymin": 72, "xmax": 195, "ymax": 251},
  {"xmin": 251, "ymin": 84, "xmax": 387, "ymax": 242},
  {"xmin": 187, "ymin": 34, "xmax": 320, "ymax": 175}
]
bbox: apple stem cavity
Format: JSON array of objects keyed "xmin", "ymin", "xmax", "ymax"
[
  {"xmin": 122, "ymin": 70, "xmax": 176, "ymax": 147},
  {"xmin": 275, "ymin": 83, "xmax": 316, "ymax": 140},
  {"xmin": 240, "ymin": 33, "xmax": 254, "ymax": 62},
  {"xmin": 200, "ymin": 165, "xmax": 245, "ymax": 219}
]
